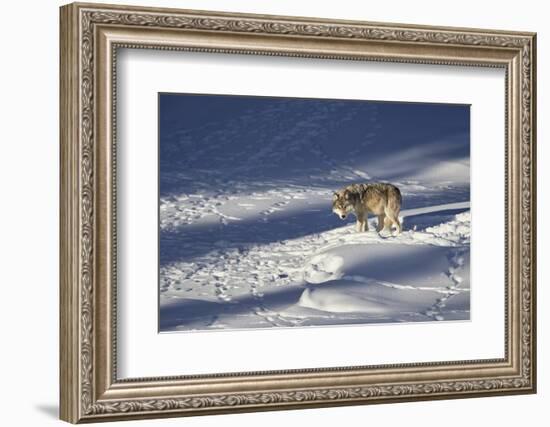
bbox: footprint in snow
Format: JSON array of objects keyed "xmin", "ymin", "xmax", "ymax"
[{"xmin": 303, "ymin": 253, "xmax": 344, "ymax": 284}]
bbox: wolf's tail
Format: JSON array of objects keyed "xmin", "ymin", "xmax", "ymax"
[{"xmin": 387, "ymin": 184, "xmax": 402, "ymax": 212}]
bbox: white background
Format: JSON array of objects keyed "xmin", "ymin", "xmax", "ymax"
[
  {"xmin": 118, "ymin": 50, "xmax": 504, "ymax": 377},
  {"xmin": 0, "ymin": 0, "xmax": 545, "ymax": 426}
]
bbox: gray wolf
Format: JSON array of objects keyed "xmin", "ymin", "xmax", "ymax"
[{"xmin": 332, "ymin": 183, "xmax": 402, "ymax": 234}]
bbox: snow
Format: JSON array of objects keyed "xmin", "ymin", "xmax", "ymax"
[
  {"xmin": 159, "ymin": 95, "xmax": 470, "ymax": 332},
  {"xmin": 297, "ymin": 240, "xmax": 469, "ymax": 322}
]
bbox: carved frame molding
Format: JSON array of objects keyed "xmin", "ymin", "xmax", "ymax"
[{"xmin": 60, "ymin": 2, "xmax": 536, "ymax": 423}]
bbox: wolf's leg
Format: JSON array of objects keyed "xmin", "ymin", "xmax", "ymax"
[
  {"xmin": 387, "ymin": 211, "xmax": 402, "ymax": 234},
  {"xmin": 376, "ymin": 214, "xmax": 385, "ymax": 232},
  {"xmin": 356, "ymin": 211, "xmax": 367, "ymax": 232},
  {"xmin": 383, "ymin": 216, "xmax": 392, "ymax": 232},
  {"xmin": 395, "ymin": 217, "xmax": 403, "ymax": 234}
]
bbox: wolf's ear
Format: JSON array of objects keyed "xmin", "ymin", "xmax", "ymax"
[{"xmin": 333, "ymin": 192, "xmax": 339, "ymax": 200}]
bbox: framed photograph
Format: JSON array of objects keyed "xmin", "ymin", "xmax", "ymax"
[{"xmin": 60, "ymin": 2, "xmax": 537, "ymax": 423}]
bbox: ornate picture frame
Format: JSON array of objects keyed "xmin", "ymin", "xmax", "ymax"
[{"xmin": 60, "ymin": 2, "xmax": 536, "ymax": 423}]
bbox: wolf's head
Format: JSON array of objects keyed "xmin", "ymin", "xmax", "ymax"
[{"xmin": 332, "ymin": 191, "xmax": 354, "ymax": 220}]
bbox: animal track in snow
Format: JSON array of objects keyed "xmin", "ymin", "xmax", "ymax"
[
  {"xmin": 423, "ymin": 248, "xmax": 469, "ymax": 321},
  {"xmin": 303, "ymin": 254, "xmax": 344, "ymax": 284}
]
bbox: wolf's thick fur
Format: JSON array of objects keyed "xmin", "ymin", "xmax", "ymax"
[{"xmin": 332, "ymin": 183, "xmax": 402, "ymax": 234}]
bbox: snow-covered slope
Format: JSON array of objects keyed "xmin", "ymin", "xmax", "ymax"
[
  {"xmin": 159, "ymin": 95, "xmax": 470, "ymax": 332},
  {"xmin": 160, "ymin": 203, "xmax": 470, "ymax": 331}
]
